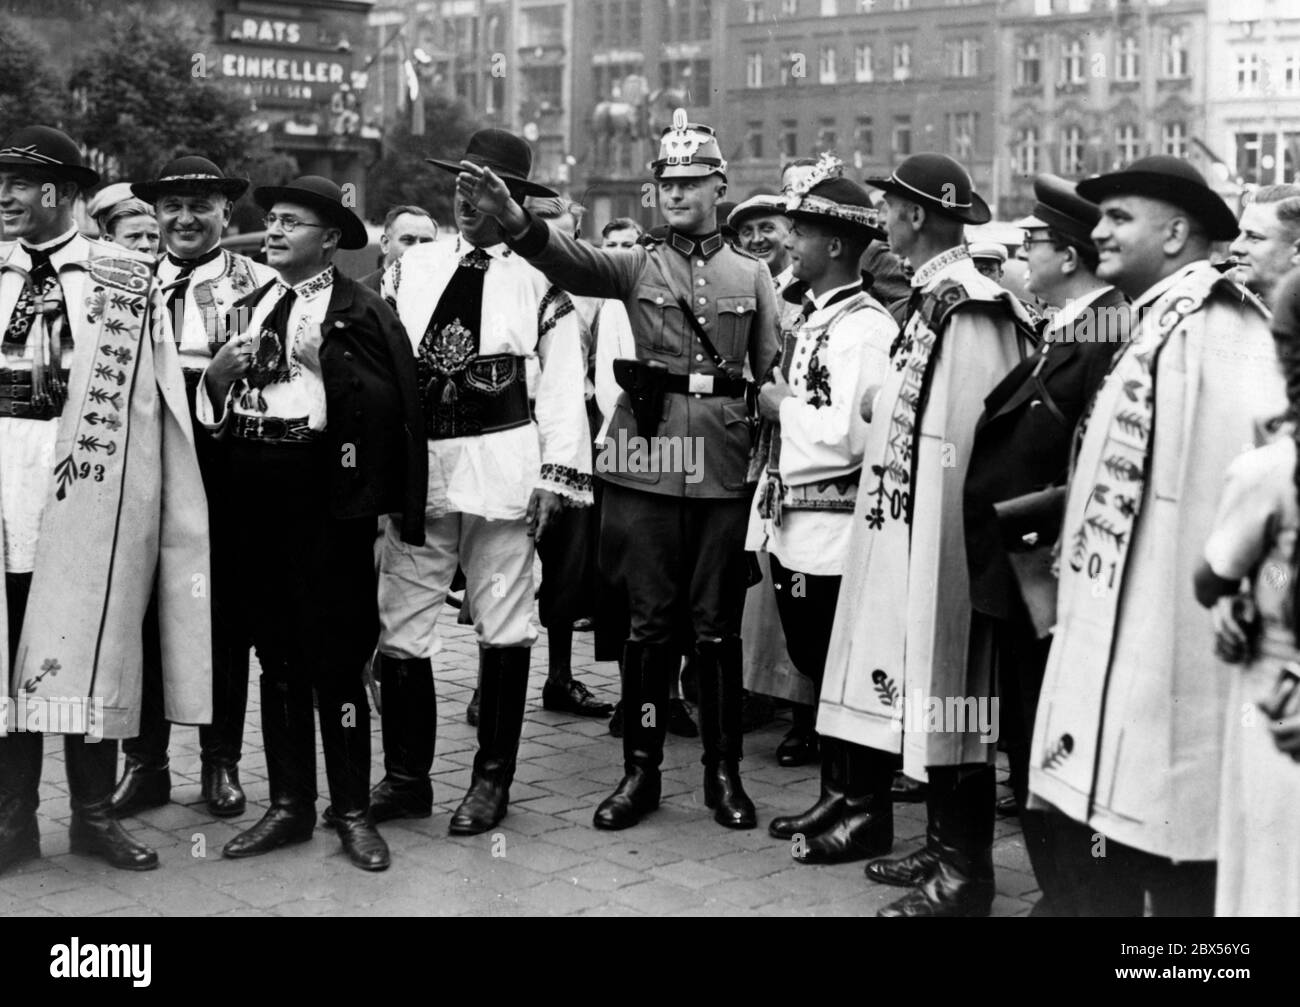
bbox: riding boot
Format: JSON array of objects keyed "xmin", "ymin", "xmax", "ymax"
[
  {"xmin": 593, "ymin": 640, "xmax": 672, "ymax": 830},
  {"xmin": 112, "ymin": 604, "xmax": 172, "ymax": 818},
  {"xmin": 67, "ymin": 736, "xmax": 158, "ymax": 870},
  {"xmin": 794, "ymin": 742, "xmax": 893, "ymax": 863},
  {"xmin": 866, "ymin": 771, "xmax": 943, "ymax": 887},
  {"xmin": 366, "ymin": 654, "xmax": 435, "ymax": 822},
  {"xmin": 198, "ymin": 636, "xmax": 250, "ymax": 818},
  {"xmin": 769, "ymin": 734, "xmax": 846, "ymax": 839},
  {"xmin": 878, "ymin": 764, "xmax": 996, "ymax": 917},
  {"xmin": 318, "ymin": 682, "xmax": 390, "ymax": 871},
  {"xmin": 223, "ymin": 677, "xmax": 316, "ymax": 858},
  {"xmin": 696, "ymin": 637, "xmax": 757, "ymax": 830},
  {"xmin": 0, "ymin": 732, "xmax": 43, "ymax": 874},
  {"xmin": 448, "ymin": 647, "xmax": 529, "ymax": 835}
]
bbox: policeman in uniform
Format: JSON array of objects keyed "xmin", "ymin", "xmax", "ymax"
[{"xmin": 457, "ymin": 110, "xmax": 780, "ymax": 831}]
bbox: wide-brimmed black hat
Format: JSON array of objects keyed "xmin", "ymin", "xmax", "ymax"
[
  {"xmin": 0, "ymin": 125, "xmax": 99, "ymax": 188},
  {"xmin": 427, "ymin": 128, "xmax": 558, "ymax": 199},
  {"xmin": 1077, "ymin": 155, "xmax": 1238, "ymax": 242},
  {"xmin": 253, "ymin": 175, "xmax": 368, "ymax": 249},
  {"xmin": 133, "ymin": 156, "xmax": 249, "ymax": 203},
  {"xmin": 1014, "ymin": 173, "xmax": 1100, "ymax": 251},
  {"xmin": 865, "ymin": 152, "xmax": 991, "ymax": 225}
]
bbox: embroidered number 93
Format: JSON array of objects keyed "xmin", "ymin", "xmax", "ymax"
[{"xmin": 78, "ymin": 462, "xmax": 106, "ymax": 482}]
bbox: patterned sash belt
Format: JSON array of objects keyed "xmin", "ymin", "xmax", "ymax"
[
  {"xmin": 0, "ymin": 367, "xmax": 71, "ymax": 419},
  {"xmin": 231, "ymin": 413, "xmax": 319, "ymax": 445},
  {"xmin": 423, "ymin": 352, "xmax": 532, "ymax": 441}
]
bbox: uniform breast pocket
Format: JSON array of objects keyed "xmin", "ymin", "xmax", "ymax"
[
  {"xmin": 635, "ymin": 286, "xmax": 684, "ymax": 356},
  {"xmin": 716, "ymin": 296, "xmax": 757, "ymax": 359}
]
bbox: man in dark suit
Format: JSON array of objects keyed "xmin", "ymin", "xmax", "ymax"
[
  {"xmin": 963, "ymin": 173, "xmax": 1128, "ymax": 915},
  {"xmin": 358, "ymin": 204, "xmax": 439, "ymax": 293}
]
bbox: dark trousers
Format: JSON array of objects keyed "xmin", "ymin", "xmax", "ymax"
[
  {"xmin": 600, "ymin": 483, "xmax": 750, "ymax": 645},
  {"xmin": 767, "ymin": 555, "xmax": 840, "ymax": 693},
  {"xmin": 1045, "ymin": 811, "xmax": 1216, "ymax": 917}
]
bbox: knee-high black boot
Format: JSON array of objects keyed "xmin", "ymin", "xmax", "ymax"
[
  {"xmin": 223, "ymin": 677, "xmax": 316, "ymax": 858},
  {"xmin": 367, "ymin": 655, "xmax": 436, "ymax": 822},
  {"xmin": 865, "ymin": 772, "xmax": 943, "ymax": 888},
  {"xmin": 878, "ymin": 763, "xmax": 995, "ymax": 917},
  {"xmin": 448, "ymin": 647, "xmax": 529, "ymax": 835},
  {"xmin": 0, "ymin": 732, "xmax": 43, "ymax": 874},
  {"xmin": 794, "ymin": 742, "xmax": 893, "ymax": 864},
  {"xmin": 199, "ymin": 632, "xmax": 250, "ymax": 818},
  {"xmin": 318, "ymin": 684, "xmax": 390, "ymax": 871},
  {"xmin": 67, "ymin": 737, "xmax": 158, "ymax": 871},
  {"xmin": 112, "ymin": 599, "xmax": 172, "ymax": 818},
  {"xmin": 593, "ymin": 640, "xmax": 672, "ymax": 830},
  {"xmin": 696, "ymin": 638, "xmax": 757, "ymax": 830},
  {"xmin": 769, "ymin": 734, "xmax": 846, "ymax": 840}
]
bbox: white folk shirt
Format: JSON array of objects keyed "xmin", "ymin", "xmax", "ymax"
[
  {"xmin": 745, "ymin": 280, "xmax": 896, "ymax": 576},
  {"xmin": 0, "ymin": 231, "xmax": 110, "ymax": 571},
  {"xmin": 196, "ymin": 266, "xmax": 333, "ymax": 430},
  {"xmin": 157, "ymin": 249, "xmax": 275, "ymax": 370},
  {"xmin": 383, "ymin": 235, "xmax": 593, "ymax": 520}
]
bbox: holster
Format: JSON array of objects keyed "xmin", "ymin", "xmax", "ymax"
[{"xmin": 613, "ymin": 358, "xmax": 669, "ymax": 439}]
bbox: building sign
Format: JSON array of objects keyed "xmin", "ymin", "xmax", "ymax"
[
  {"xmin": 217, "ymin": 47, "xmax": 351, "ymax": 107},
  {"xmin": 222, "ymin": 13, "xmax": 321, "ymax": 48}
]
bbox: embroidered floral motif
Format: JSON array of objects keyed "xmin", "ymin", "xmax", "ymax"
[
  {"xmin": 871, "ymin": 669, "xmax": 899, "ymax": 708},
  {"xmin": 1041, "ymin": 733, "xmax": 1074, "ymax": 770},
  {"xmin": 540, "ymin": 463, "xmax": 593, "ymax": 498}
]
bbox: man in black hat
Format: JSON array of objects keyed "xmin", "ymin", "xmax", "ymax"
[
  {"xmin": 458, "ymin": 111, "xmax": 780, "ymax": 833},
  {"xmin": 368, "ymin": 130, "xmax": 592, "ymax": 838},
  {"xmin": 1030, "ymin": 156, "xmax": 1286, "ymax": 915},
  {"xmin": 817, "ymin": 152, "xmax": 1035, "ymax": 916},
  {"xmin": 198, "ymin": 175, "xmax": 426, "ymax": 871},
  {"xmin": 110, "ymin": 156, "xmax": 276, "ymax": 821},
  {"xmin": 0, "ymin": 125, "xmax": 212, "ymax": 874},
  {"xmin": 963, "ymin": 173, "xmax": 1128, "ymax": 914},
  {"xmin": 750, "ymin": 156, "xmax": 901, "ymax": 863}
]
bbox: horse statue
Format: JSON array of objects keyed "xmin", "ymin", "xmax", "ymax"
[{"xmin": 590, "ymin": 75, "xmax": 654, "ymax": 173}]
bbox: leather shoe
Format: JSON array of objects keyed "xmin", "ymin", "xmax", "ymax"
[
  {"xmin": 794, "ymin": 808, "xmax": 892, "ymax": 865},
  {"xmin": 367, "ymin": 778, "xmax": 434, "ymax": 823},
  {"xmin": 996, "ymin": 793, "xmax": 1019, "ymax": 817},
  {"xmin": 593, "ymin": 766, "xmax": 661, "ymax": 830},
  {"xmin": 877, "ymin": 856, "xmax": 994, "ymax": 917},
  {"xmin": 465, "ymin": 688, "xmax": 481, "ymax": 727},
  {"xmin": 0, "ymin": 818, "xmax": 40, "ymax": 874},
  {"xmin": 109, "ymin": 761, "xmax": 171, "ymax": 819},
  {"xmin": 769, "ymin": 792, "xmax": 845, "ymax": 840},
  {"xmin": 332, "ymin": 811, "xmax": 391, "ymax": 871},
  {"xmin": 667, "ymin": 698, "xmax": 698, "ymax": 738},
  {"xmin": 865, "ymin": 845, "xmax": 941, "ymax": 888},
  {"xmin": 776, "ymin": 729, "xmax": 818, "ymax": 767},
  {"xmin": 223, "ymin": 806, "xmax": 315, "ymax": 858},
  {"xmin": 891, "ymin": 771, "xmax": 927, "ymax": 804},
  {"xmin": 201, "ymin": 763, "xmax": 246, "ymax": 818},
  {"xmin": 703, "ymin": 762, "xmax": 757, "ymax": 829},
  {"xmin": 542, "ymin": 677, "xmax": 613, "ymax": 717},
  {"xmin": 69, "ymin": 813, "xmax": 158, "ymax": 871},
  {"xmin": 448, "ymin": 776, "xmax": 508, "ymax": 835}
]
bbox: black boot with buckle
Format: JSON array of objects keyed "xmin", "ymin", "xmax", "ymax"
[
  {"xmin": 367, "ymin": 654, "xmax": 435, "ymax": 822},
  {"xmin": 67, "ymin": 737, "xmax": 159, "ymax": 871},
  {"xmin": 793, "ymin": 742, "xmax": 893, "ymax": 864},
  {"xmin": 696, "ymin": 637, "xmax": 757, "ymax": 830},
  {"xmin": 449, "ymin": 647, "xmax": 529, "ymax": 835},
  {"xmin": 223, "ymin": 677, "xmax": 317, "ymax": 858},
  {"xmin": 594, "ymin": 641, "xmax": 672, "ymax": 830}
]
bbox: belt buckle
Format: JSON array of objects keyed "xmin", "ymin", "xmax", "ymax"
[
  {"xmin": 262, "ymin": 417, "xmax": 287, "ymax": 441},
  {"xmin": 688, "ymin": 373, "xmax": 714, "ymax": 394}
]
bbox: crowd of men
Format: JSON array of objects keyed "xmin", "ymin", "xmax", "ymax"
[{"xmin": 0, "ymin": 110, "xmax": 1298, "ymax": 917}]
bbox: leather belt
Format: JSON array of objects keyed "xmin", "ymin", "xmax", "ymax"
[
  {"xmin": 663, "ymin": 372, "xmax": 748, "ymax": 397},
  {"xmin": 0, "ymin": 367, "xmax": 69, "ymax": 419},
  {"xmin": 231, "ymin": 413, "xmax": 319, "ymax": 445}
]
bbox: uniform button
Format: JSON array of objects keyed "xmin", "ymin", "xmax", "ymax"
[
  {"xmin": 334, "ymin": 320, "xmax": 346, "ymax": 329},
  {"xmin": 697, "ymin": 296, "xmax": 706, "ymax": 305},
  {"xmin": 697, "ymin": 278, "xmax": 706, "ymax": 286},
  {"xmin": 1030, "ymin": 399, "xmax": 1042, "ymax": 408},
  {"xmin": 696, "ymin": 260, "xmax": 705, "ymax": 268},
  {"xmin": 343, "ymin": 351, "xmax": 354, "ymax": 360},
  {"xmin": 655, "ymin": 295, "xmax": 664, "ymax": 304},
  {"xmin": 695, "ymin": 353, "xmax": 704, "ymax": 361},
  {"xmin": 697, "ymin": 315, "xmax": 706, "ymax": 324},
  {"xmin": 693, "ymin": 393, "xmax": 702, "ymax": 399}
]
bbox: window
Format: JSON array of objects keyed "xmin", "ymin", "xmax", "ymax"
[
  {"xmin": 817, "ymin": 118, "xmax": 837, "ymax": 150},
  {"xmin": 949, "ymin": 112, "xmax": 976, "ymax": 160},
  {"xmin": 518, "ymin": 5, "xmax": 564, "ymax": 48},
  {"xmin": 696, "ymin": 0, "xmax": 712, "ymax": 39},
  {"xmin": 745, "ymin": 0, "xmax": 763, "ymax": 23},
  {"xmin": 781, "ymin": 0, "xmax": 798, "ymax": 14},
  {"xmin": 819, "ymin": 45, "xmax": 837, "ymax": 84},
  {"xmin": 1286, "ymin": 55, "xmax": 1300, "ymax": 94},
  {"xmin": 1161, "ymin": 121, "xmax": 1187, "ymax": 157},
  {"xmin": 893, "ymin": 0, "xmax": 910, "ymax": 8},
  {"xmin": 746, "ymin": 51, "xmax": 764, "ymax": 88},
  {"xmin": 893, "ymin": 114, "xmax": 912, "ymax": 157},
  {"xmin": 780, "ymin": 49, "xmax": 797, "ymax": 85},
  {"xmin": 854, "ymin": 43, "xmax": 873, "ymax": 82},
  {"xmin": 821, "ymin": 0, "xmax": 838, "ymax": 13},
  {"xmin": 1160, "ymin": 27, "xmax": 1188, "ymax": 77},
  {"xmin": 945, "ymin": 37, "xmax": 979, "ymax": 78},
  {"xmin": 522, "ymin": 66, "xmax": 564, "ymax": 112},
  {"xmin": 1016, "ymin": 38, "xmax": 1041, "ymax": 87},
  {"xmin": 781, "ymin": 120, "xmax": 799, "ymax": 159},
  {"xmin": 855, "ymin": 116, "xmax": 874, "ymax": 157},
  {"xmin": 1015, "ymin": 126, "xmax": 1039, "ymax": 175},
  {"xmin": 1237, "ymin": 53, "xmax": 1261, "ymax": 94},
  {"xmin": 893, "ymin": 41, "xmax": 912, "ymax": 81},
  {"xmin": 1116, "ymin": 35, "xmax": 1140, "ymax": 81},
  {"xmin": 1059, "ymin": 38, "xmax": 1086, "ymax": 85},
  {"xmin": 1061, "ymin": 124, "xmax": 1085, "ymax": 175},
  {"xmin": 594, "ymin": 3, "xmax": 606, "ymax": 46},
  {"xmin": 1116, "ymin": 123, "xmax": 1141, "ymax": 164},
  {"xmin": 1236, "ymin": 132, "xmax": 1261, "ymax": 184},
  {"xmin": 747, "ymin": 121, "xmax": 764, "ymax": 159}
]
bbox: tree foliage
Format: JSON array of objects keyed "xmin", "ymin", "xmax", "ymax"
[
  {"xmin": 365, "ymin": 92, "xmax": 481, "ymax": 225},
  {"xmin": 0, "ymin": 14, "xmax": 70, "ymax": 140}
]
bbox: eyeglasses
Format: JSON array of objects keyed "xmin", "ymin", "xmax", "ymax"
[
  {"xmin": 1021, "ymin": 234, "xmax": 1057, "ymax": 252},
  {"xmin": 263, "ymin": 213, "xmax": 327, "ymax": 234}
]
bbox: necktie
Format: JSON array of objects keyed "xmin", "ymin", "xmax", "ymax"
[
  {"xmin": 242, "ymin": 283, "xmax": 298, "ymax": 412},
  {"xmin": 3, "ymin": 235, "xmax": 75, "ymax": 355},
  {"xmin": 165, "ymin": 246, "xmax": 222, "ymax": 345}
]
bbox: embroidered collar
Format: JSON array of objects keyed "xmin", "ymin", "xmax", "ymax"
[
  {"xmin": 910, "ymin": 245, "xmax": 971, "ymax": 289},
  {"xmin": 165, "ymin": 245, "xmax": 223, "ymax": 270},
  {"xmin": 454, "ymin": 236, "xmax": 511, "ymax": 260},
  {"xmin": 668, "ymin": 229, "xmax": 725, "ymax": 259},
  {"xmin": 276, "ymin": 265, "xmax": 335, "ymax": 301},
  {"xmin": 1129, "ymin": 261, "xmax": 1205, "ymax": 313},
  {"xmin": 19, "ymin": 226, "xmax": 78, "ymax": 255}
]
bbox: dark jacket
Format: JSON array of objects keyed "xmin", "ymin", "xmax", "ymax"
[
  {"xmin": 964, "ymin": 284, "xmax": 1129, "ymax": 621},
  {"xmin": 358, "ymin": 267, "xmax": 384, "ymax": 295},
  {"xmin": 861, "ymin": 241, "xmax": 911, "ymax": 326},
  {"xmin": 224, "ymin": 272, "xmax": 427, "ymax": 545}
]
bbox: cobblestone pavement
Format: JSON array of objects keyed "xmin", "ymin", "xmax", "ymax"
[{"xmin": 1, "ymin": 617, "xmax": 1037, "ymax": 917}]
